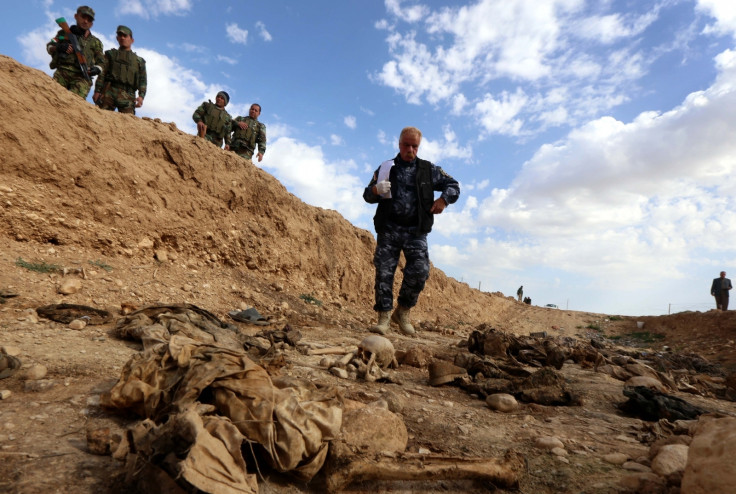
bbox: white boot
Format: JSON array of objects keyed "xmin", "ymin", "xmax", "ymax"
[
  {"xmin": 391, "ymin": 305, "xmax": 415, "ymax": 335},
  {"xmin": 370, "ymin": 311, "xmax": 391, "ymax": 335}
]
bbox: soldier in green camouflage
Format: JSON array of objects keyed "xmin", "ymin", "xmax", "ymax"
[
  {"xmin": 46, "ymin": 5, "xmax": 104, "ymax": 99},
  {"xmin": 92, "ymin": 25, "xmax": 147, "ymax": 114},
  {"xmin": 192, "ymin": 91, "xmax": 233, "ymax": 149},
  {"xmin": 230, "ymin": 104, "xmax": 267, "ymax": 163}
]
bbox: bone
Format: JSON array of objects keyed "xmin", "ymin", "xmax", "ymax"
[
  {"xmin": 337, "ymin": 351, "xmax": 356, "ymax": 367},
  {"xmin": 308, "ymin": 346, "xmax": 358, "ymax": 356},
  {"xmin": 325, "ymin": 442, "xmax": 525, "ymax": 492}
]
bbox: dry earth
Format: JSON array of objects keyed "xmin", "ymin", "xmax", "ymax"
[{"xmin": 1, "ymin": 54, "xmax": 735, "ymax": 494}]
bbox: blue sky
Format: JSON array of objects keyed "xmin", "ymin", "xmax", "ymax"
[{"xmin": 4, "ymin": 0, "xmax": 736, "ymax": 316}]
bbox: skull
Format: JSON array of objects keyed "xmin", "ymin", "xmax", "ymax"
[{"xmin": 357, "ymin": 335, "xmax": 398, "ymax": 370}]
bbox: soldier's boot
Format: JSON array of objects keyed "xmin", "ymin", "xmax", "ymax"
[
  {"xmin": 391, "ymin": 305, "xmax": 416, "ymax": 335},
  {"xmin": 369, "ymin": 311, "xmax": 391, "ymax": 335}
]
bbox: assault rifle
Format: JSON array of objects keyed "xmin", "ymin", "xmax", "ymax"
[{"xmin": 55, "ymin": 17, "xmax": 92, "ymax": 84}]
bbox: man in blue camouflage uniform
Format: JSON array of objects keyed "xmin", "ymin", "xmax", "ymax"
[
  {"xmin": 46, "ymin": 5, "xmax": 104, "ymax": 99},
  {"xmin": 231, "ymin": 103, "xmax": 267, "ymax": 163},
  {"xmin": 93, "ymin": 25, "xmax": 147, "ymax": 114},
  {"xmin": 363, "ymin": 126, "xmax": 460, "ymax": 335},
  {"xmin": 192, "ymin": 91, "xmax": 232, "ymax": 149}
]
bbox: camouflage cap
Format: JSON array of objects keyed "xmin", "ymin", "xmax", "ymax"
[
  {"xmin": 117, "ymin": 25, "xmax": 133, "ymax": 36},
  {"xmin": 76, "ymin": 6, "xmax": 95, "ymax": 20}
]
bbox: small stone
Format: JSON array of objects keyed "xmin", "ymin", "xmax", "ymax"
[
  {"xmin": 22, "ymin": 364, "xmax": 48, "ymax": 380},
  {"xmin": 58, "ymin": 278, "xmax": 82, "ymax": 295},
  {"xmin": 381, "ymin": 390, "xmax": 406, "ymax": 414},
  {"xmin": 619, "ymin": 472, "xmax": 664, "ymax": 491},
  {"xmin": 551, "ymin": 447, "xmax": 568, "ymax": 457},
  {"xmin": 622, "ymin": 461, "xmax": 652, "ymax": 472},
  {"xmin": 602, "ymin": 452, "xmax": 629, "ymax": 465},
  {"xmin": 24, "ymin": 379, "xmax": 55, "ymax": 392},
  {"xmin": 154, "ymin": 249, "xmax": 168, "ymax": 262},
  {"xmin": 486, "ymin": 393, "xmax": 518, "ymax": 412},
  {"xmin": 137, "ymin": 237, "xmax": 154, "ymax": 249},
  {"xmin": 0, "ymin": 390, "xmax": 11, "ymax": 400},
  {"xmin": 69, "ymin": 319, "xmax": 87, "ymax": 330},
  {"xmin": 625, "ymin": 376, "xmax": 668, "ymax": 392},
  {"xmin": 535, "ymin": 436, "xmax": 565, "ymax": 451},
  {"xmin": 651, "ymin": 444, "xmax": 688, "ymax": 476}
]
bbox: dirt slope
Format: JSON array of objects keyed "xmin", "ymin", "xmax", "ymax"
[{"xmin": 1, "ymin": 54, "xmax": 736, "ymax": 494}]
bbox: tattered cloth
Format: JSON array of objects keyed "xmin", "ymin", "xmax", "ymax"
[{"xmin": 102, "ymin": 304, "xmax": 343, "ymax": 492}]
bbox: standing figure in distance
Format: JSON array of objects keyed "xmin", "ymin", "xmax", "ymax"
[
  {"xmin": 93, "ymin": 26, "xmax": 146, "ymax": 114},
  {"xmin": 363, "ymin": 126, "xmax": 460, "ymax": 335},
  {"xmin": 711, "ymin": 271, "xmax": 733, "ymax": 311},
  {"xmin": 192, "ymin": 91, "xmax": 233, "ymax": 149},
  {"xmin": 231, "ymin": 103, "xmax": 267, "ymax": 164},
  {"xmin": 517, "ymin": 285, "xmax": 524, "ymax": 302},
  {"xmin": 46, "ymin": 5, "xmax": 104, "ymax": 99}
]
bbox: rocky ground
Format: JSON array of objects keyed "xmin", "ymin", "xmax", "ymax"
[{"xmin": 1, "ymin": 54, "xmax": 735, "ymax": 493}]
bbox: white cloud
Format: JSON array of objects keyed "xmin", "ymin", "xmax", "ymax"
[
  {"xmin": 177, "ymin": 42, "xmax": 206, "ymax": 53},
  {"xmin": 344, "ymin": 115, "xmax": 357, "ymax": 129},
  {"xmin": 17, "ymin": 25, "xmax": 57, "ymax": 73},
  {"xmin": 464, "ymin": 180, "xmax": 490, "ymax": 191},
  {"xmin": 377, "ymin": 129, "xmax": 389, "ymax": 146},
  {"xmin": 451, "ymin": 93, "xmax": 468, "ymax": 114},
  {"xmin": 217, "ymin": 55, "xmax": 237, "ymax": 65},
  {"xmin": 697, "ymin": 0, "xmax": 736, "ymax": 38},
  {"xmin": 134, "ymin": 48, "xmax": 213, "ymax": 133},
  {"xmin": 474, "ymin": 88, "xmax": 528, "ymax": 136},
  {"xmin": 572, "ymin": 10, "xmax": 659, "ymax": 44},
  {"xmin": 262, "ymin": 137, "xmax": 371, "ymax": 221},
  {"xmin": 385, "ymin": 0, "xmax": 429, "ymax": 23},
  {"xmin": 118, "ymin": 0, "xmax": 193, "ymax": 18},
  {"xmin": 374, "ymin": 0, "xmax": 670, "ymax": 135},
  {"xmin": 256, "ymin": 21, "xmax": 272, "ymax": 42},
  {"xmin": 330, "ymin": 134, "xmax": 344, "ymax": 146},
  {"xmin": 416, "ymin": 125, "xmax": 472, "ymax": 163},
  {"xmin": 226, "ymin": 23, "xmax": 248, "ymax": 45},
  {"xmin": 452, "ymin": 46, "xmax": 736, "ymax": 295}
]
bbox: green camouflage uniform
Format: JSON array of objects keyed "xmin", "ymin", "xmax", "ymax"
[
  {"xmin": 47, "ymin": 28, "xmax": 104, "ymax": 99},
  {"xmin": 94, "ymin": 48, "xmax": 147, "ymax": 114},
  {"xmin": 192, "ymin": 102, "xmax": 232, "ymax": 148},
  {"xmin": 230, "ymin": 116, "xmax": 267, "ymax": 160}
]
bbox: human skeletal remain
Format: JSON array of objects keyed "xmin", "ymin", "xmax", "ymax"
[{"xmin": 357, "ymin": 335, "xmax": 398, "ymax": 378}]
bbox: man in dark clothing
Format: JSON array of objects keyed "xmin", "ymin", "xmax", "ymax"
[
  {"xmin": 363, "ymin": 126, "xmax": 460, "ymax": 335},
  {"xmin": 711, "ymin": 271, "xmax": 733, "ymax": 310}
]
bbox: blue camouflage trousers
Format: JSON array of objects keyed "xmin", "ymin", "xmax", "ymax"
[{"xmin": 373, "ymin": 223, "xmax": 430, "ymax": 312}]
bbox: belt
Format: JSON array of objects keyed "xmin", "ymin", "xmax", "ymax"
[{"xmin": 109, "ymin": 81, "xmax": 134, "ymax": 90}]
